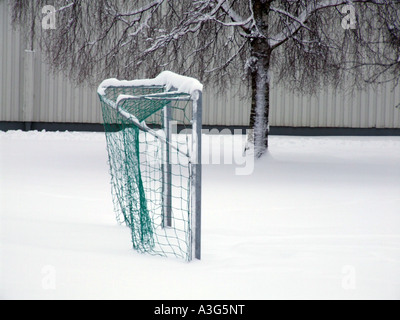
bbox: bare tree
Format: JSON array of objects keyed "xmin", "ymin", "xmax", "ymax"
[{"xmin": 11, "ymin": 0, "xmax": 400, "ymax": 157}]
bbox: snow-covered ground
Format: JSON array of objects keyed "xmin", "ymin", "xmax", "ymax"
[{"xmin": 1, "ymin": 130, "xmax": 400, "ymax": 300}]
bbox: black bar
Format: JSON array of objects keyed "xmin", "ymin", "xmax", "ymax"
[{"xmin": 1, "ymin": 121, "xmax": 400, "ymax": 136}]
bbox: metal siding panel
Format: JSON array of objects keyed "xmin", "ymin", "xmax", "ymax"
[
  {"xmin": 83, "ymin": 86, "xmax": 89, "ymax": 122},
  {"xmin": 231, "ymin": 91, "xmax": 237, "ymax": 126},
  {"xmin": 210, "ymin": 89, "xmax": 218, "ymax": 126},
  {"xmin": 319, "ymin": 90, "xmax": 326, "ymax": 127},
  {"xmin": 279, "ymin": 87, "xmax": 286, "ymax": 126},
  {"xmin": 281, "ymin": 88, "xmax": 293, "ymax": 126},
  {"xmin": 228, "ymin": 90, "xmax": 234, "ymax": 126},
  {"xmin": 61, "ymin": 77, "xmax": 68, "ymax": 122},
  {"xmin": 362, "ymin": 88, "xmax": 370, "ymax": 128},
  {"xmin": 381, "ymin": 83, "xmax": 389, "ymax": 128},
  {"xmin": 222, "ymin": 90, "xmax": 229, "ymax": 126},
  {"xmin": 277, "ymin": 86, "xmax": 284, "ymax": 126},
  {"xmin": 359, "ymin": 88, "xmax": 368, "ymax": 128},
  {"xmin": 342, "ymin": 91, "xmax": 350, "ymax": 127},
  {"xmin": 391, "ymin": 83, "xmax": 399, "ymax": 128},
  {"xmin": 286, "ymin": 89, "xmax": 294, "ymax": 126},
  {"xmin": 294, "ymin": 94, "xmax": 305, "ymax": 127},
  {"xmin": 310, "ymin": 94, "xmax": 318, "ymax": 127},
  {"xmin": 64, "ymin": 79, "xmax": 70, "ymax": 122},
  {"xmin": 203, "ymin": 88, "xmax": 210, "ymax": 125},
  {"xmin": 376, "ymin": 84, "xmax": 385, "ymax": 128},
  {"xmin": 376, "ymin": 85, "xmax": 385, "ymax": 128},
  {"xmin": 203, "ymin": 88, "xmax": 209, "ymax": 125},
  {"xmin": 299, "ymin": 92, "xmax": 307, "ymax": 127},
  {"xmin": 240, "ymin": 88, "xmax": 250, "ymax": 127},
  {"xmin": 394, "ymin": 85, "xmax": 400, "ymax": 128},
  {"xmin": 77, "ymin": 86, "xmax": 84, "ymax": 123},
  {"xmin": 353, "ymin": 90, "xmax": 360, "ymax": 128},
  {"xmin": 334, "ymin": 90, "xmax": 340, "ymax": 127},
  {"xmin": 278, "ymin": 86, "xmax": 285, "ymax": 126},
  {"xmin": 269, "ymin": 84, "xmax": 276, "ymax": 126},
  {"xmin": 385, "ymin": 82, "xmax": 394, "ymax": 128},
  {"xmin": 91, "ymin": 86, "xmax": 100, "ymax": 123},
  {"xmin": 211, "ymin": 90, "xmax": 218, "ymax": 125},
  {"xmin": 333, "ymin": 88, "xmax": 341, "ymax": 127},
  {"xmin": 49, "ymin": 73, "xmax": 56, "ymax": 122},
  {"xmin": 341, "ymin": 89, "xmax": 349, "ymax": 128},
  {"xmin": 85, "ymin": 87, "xmax": 91, "ymax": 123},
  {"xmin": 33, "ymin": 50, "xmax": 41, "ymax": 122},
  {"xmin": 1, "ymin": 1, "xmax": 9, "ymax": 121},
  {"xmin": 216, "ymin": 91, "xmax": 223, "ymax": 125},
  {"xmin": 368, "ymin": 86, "xmax": 377, "ymax": 128},
  {"xmin": 2, "ymin": 2, "xmax": 22, "ymax": 122},
  {"xmin": 224, "ymin": 89, "xmax": 231, "ymax": 126},
  {"xmin": 57, "ymin": 74, "xmax": 64, "ymax": 122},
  {"xmin": 58, "ymin": 74, "xmax": 65, "ymax": 122},
  {"xmin": 96, "ymin": 87, "xmax": 103, "ymax": 123},
  {"xmin": 223, "ymin": 90, "xmax": 229, "ymax": 126},
  {"xmin": 12, "ymin": 15, "xmax": 22, "ymax": 122},
  {"xmin": 302, "ymin": 94, "xmax": 310, "ymax": 127},
  {"xmin": 23, "ymin": 51, "xmax": 34, "ymax": 122},
  {"xmin": 0, "ymin": 2, "xmax": 6, "ymax": 121},
  {"xmin": 387, "ymin": 84, "xmax": 394, "ymax": 128},
  {"xmin": 234, "ymin": 90, "xmax": 241, "ymax": 126},
  {"xmin": 208, "ymin": 89, "xmax": 215, "ymax": 125},
  {"xmin": 282, "ymin": 87, "xmax": 288, "ymax": 126},
  {"xmin": 89, "ymin": 85, "xmax": 95, "ymax": 123},
  {"xmin": 39, "ymin": 61, "xmax": 47, "ymax": 122},
  {"xmin": 292, "ymin": 92, "xmax": 299, "ymax": 127},
  {"xmin": 52, "ymin": 74, "xmax": 58, "ymax": 122},
  {"xmin": 328, "ymin": 89, "xmax": 334, "ymax": 127}
]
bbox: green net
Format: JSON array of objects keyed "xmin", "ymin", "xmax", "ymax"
[{"xmin": 98, "ymin": 85, "xmax": 195, "ymax": 261}]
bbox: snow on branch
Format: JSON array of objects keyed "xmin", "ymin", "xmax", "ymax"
[
  {"xmin": 270, "ymin": 7, "xmax": 313, "ymax": 34},
  {"xmin": 268, "ymin": 0, "xmax": 389, "ymax": 48},
  {"xmin": 117, "ymin": 0, "xmax": 164, "ymax": 17},
  {"xmin": 219, "ymin": 0, "xmax": 253, "ymax": 31},
  {"xmin": 56, "ymin": 2, "xmax": 75, "ymax": 13}
]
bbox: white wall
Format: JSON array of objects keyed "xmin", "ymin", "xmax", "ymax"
[
  {"xmin": 0, "ymin": 1, "xmax": 101, "ymax": 124},
  {"xmin": 1, "ymin": 1, "xmax": 399, "ymax": 128}
]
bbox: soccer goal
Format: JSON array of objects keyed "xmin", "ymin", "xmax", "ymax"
[{"xmin": 97, "ymin": 71, "xmax": 202, "ymax": 261}]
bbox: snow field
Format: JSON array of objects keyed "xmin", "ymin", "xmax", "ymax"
[{"xmin": 1, "ymin": 130, "xmax": 400, "ymax": 299}]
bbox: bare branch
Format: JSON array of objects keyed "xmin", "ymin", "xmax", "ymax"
[{"xmin": 269, "ymin": 0, "xmax": 389, "ymax": 48}]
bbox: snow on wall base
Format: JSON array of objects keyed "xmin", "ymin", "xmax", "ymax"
[{"xmin": 1, "ymin": 122, "xmax": 400, "ymax": 136}]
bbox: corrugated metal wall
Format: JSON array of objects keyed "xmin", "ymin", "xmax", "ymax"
[
  {"xmin": 0, "ymin": 1, "xmax": 101, "ymax": 124},
  {"xmin": 1, "ymin": 1, "xmax": 399, "ymax": 128},
  {"xmin": 270, "ymin": 83, "xmax": 400, "ymax": 128}
]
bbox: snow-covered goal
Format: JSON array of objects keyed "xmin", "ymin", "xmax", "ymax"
[{"xmin": 98, "ymin": 71, "xmax": 202, "ymax": 261}]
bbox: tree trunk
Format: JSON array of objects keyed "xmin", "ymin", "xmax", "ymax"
[
  {"xmin": 250, "ymin": 55, "xmax": 270, "ymax": 158},
  {"xmin": 249, "ymin": 0, "xmax": 271, "ymax": 158}
]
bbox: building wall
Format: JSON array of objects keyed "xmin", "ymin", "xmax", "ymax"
[
  {"xmin": 1, "ymin": 2, "xmax": 399, "ymax": 129},
  {"xmin": 270, "ymin": 82, "xmax": 400, "ymax": 129},
  {"xmin": 0, "ymin": 1, "xmax": 101, "ymax": 124}
]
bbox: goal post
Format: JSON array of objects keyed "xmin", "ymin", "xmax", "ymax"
[
  {"xmin": 192, "ymin": 92, "xmax": 202, "ymax": 260},
  {"xmin": 162, "ymin": 103, "xmax": 172, "ymax": 228},
  {"xmin": 97, "ymin": 71, "xmax": 202, "ymax": 261}
]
